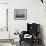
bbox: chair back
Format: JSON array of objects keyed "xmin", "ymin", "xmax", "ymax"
[{"xmin": 27, "ymin": 23, "xmax": 40, "ymax": 36}]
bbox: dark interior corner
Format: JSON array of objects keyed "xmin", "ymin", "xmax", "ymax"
[{"xmin": 41, "ymin": 0, "xmax": 43, "ymax": 3}]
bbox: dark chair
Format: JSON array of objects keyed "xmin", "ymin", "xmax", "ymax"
[{"xmin": 19, "ymin": 23, "xmax": 40, "ymax": 46}]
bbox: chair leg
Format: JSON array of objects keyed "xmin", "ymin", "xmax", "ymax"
[
  {"xmin": 30, "ymin": 39, "xmax": 34, "ymax": 46},
  {"xmin": 30, "ymin": 41, "xmax": 34, "ymax": 46},
  {"xmin": 20, "ymin": 41, "xmax": 21, "ymax": 45}
]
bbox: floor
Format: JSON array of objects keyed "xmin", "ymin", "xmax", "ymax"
[
  {"xmin": 0, "ymin": 43, "xmax": 13, "ymax": 46},
  {"xmin": 19, "ymin": 41, "xmax": 43, "ymax": 46}
]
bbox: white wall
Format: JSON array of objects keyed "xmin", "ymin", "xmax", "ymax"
[{"xmin": 0, "ymin": 0, "xmax": 8, "ymax": 3}]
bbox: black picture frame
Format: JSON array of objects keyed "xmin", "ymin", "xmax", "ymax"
[{"xmin": 14, "ymin": 9, "xmax": 27, "ymax": 20}]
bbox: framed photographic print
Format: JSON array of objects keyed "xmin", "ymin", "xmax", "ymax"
[{"xmin": 14, "ymin": 9, "xmax": 27, "ymax": 20}]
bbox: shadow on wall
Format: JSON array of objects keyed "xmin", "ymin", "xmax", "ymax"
[{"xmin": 40, "ymin": 25, "xmax": 45, "ymax": 46}]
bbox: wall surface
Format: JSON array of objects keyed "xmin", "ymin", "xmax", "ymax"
[
  {"xmin": 0, "ymin": 0, "xmax": 8, "ymax": 3},
  {"xmin": 9, "ymin": 0, "xmax": 44, "ymax": 37}
]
